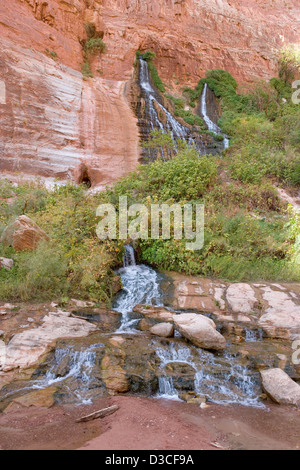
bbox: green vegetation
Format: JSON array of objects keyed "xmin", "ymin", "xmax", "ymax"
[
  {"xmin": 0, "ymin": 182, "xmax": 122, "ymax": 303},
  {"xmin": 81, "ymin": 61, "xmax": 94, "ymax": 79},
  {"xmin": 81, "ymin": 22, "xmax": 106, "ymax": 80},
  {"xmin": 102, "ymin": 134, "xmax": 297, "ymax": 281},
  {"xmin": 84, "ymin": 38, "xmax": 106, "ymax": 57},
  {"xmin": 45, "ymin": 49, "xmax": 58, "ymax": 61}
]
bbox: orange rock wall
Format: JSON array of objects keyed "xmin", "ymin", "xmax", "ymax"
[{"xmin": 0, "ymin": 0, "xmax": 299, "ymax": 186}]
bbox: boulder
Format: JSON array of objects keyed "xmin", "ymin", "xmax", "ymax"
[
  {"xmin": 150, "ymin": 323, "xmax": 174, "ymax": 338},
  {"xmin": 173, "ymin": 313, "xmax": 226, "ymax": 351},
  {"xmin": 0, "ymin": 257, "xmax": 14, "ymax": 270},
  {"xmin": 260, "ymin": 368, "xmax": 300, "ymax": 407},
  {"xmin": 1, "ymin": 215, "xmax": 49, "ymax": 251}
]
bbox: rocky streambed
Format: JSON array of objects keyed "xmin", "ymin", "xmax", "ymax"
[{"xmin": 1, "ymin": 266, "xmax": 300, "ymax": 414}]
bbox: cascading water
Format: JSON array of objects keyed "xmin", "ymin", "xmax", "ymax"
[
  {"xmin": 123, "ymin": 244, "xmax": 136, "ymax": 267},
  {"xmin": 201, "ymin": 83, "xmax": 230, "ymax": 149},
  {"xmin": 0, "ymin": 245, "xmax": 269, "ymax": 410},
  {"xmin": 156, "ymin": 342, "xmax": 264, "ymax": 408},
  {"xmin": 113, "ymin": 245, "xmax": 163, "ymax": 333},
  {"xmin": 138, "ymin": 58, "xmax": 203, "ymax": 159}
]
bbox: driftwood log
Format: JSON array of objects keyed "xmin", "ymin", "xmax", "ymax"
[{"xmin": 76, "ymin": 405, "xmax": 119, "ymax": 423}]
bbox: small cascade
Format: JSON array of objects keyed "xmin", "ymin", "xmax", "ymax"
[
  {"xmin": 201, "ymin": 83, "xmax": 230, "ymax": 149},
  {"xmin": 114, "ymin": 245, "xmax": 163, "ymax": 332},
  {"xmin": 155, "ymin": 342, "xmax": 264, "ymax": 408},
  {"xmin": 244, "ymin": 328, "xmax": 264, "ymax": 343},
  {"xmin": 123, "ymin": 244, "xmax": 136, "ymax": 267}
]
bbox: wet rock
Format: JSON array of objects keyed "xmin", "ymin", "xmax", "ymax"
[
  {"xmin": 0, "ymin": 215, "xmax": 49, "ymax": 251},
  {"xmin": 101, "ymin": 352, "xmax": 129, "ymax": 394},
  {"xmin": 0, "ymin": 257, "xmax": 14, "ymax": 270},
  {"xmin": 180, "ymin": 392, "xmax": 207, "ymax": 405},
  {"xmin": 112, "ymin": 275, "xmax": 123, "ymax": 294},
  {"xmin": 133, "ymin": 305, "xmax": 175, "ymax": 322},
  {"xmin": 138, "ymin": 318, "xmax": 156, "ymax": 331},
  {"xmin": 164, "ymin": 362, "xmax": 196, "ymax": 391},
  {"xmin": 260, "ymin": 368, "xmax": 300, "ymax": 407},
  {"xmin": 71, "ymin": 308, "xmax": 121, "ymax": 332},
  {"xmin": 174, "ymin": 313, "xmax": 226, "ymax": 351},
  {"xmin": 226, "ymin": 284, "xmax": 257, "ymax": 314},
  {"xmin": 150, "ymin": 323, "xmax": 174, "ymax": 338}
]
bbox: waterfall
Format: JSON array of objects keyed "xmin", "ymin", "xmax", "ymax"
[
  {"xmin": 123, "ymin": 244, "xmax": 136, "ymax": 267},
  {"xmin": 138, "ymin": 58, "xmax": 201, "ymax": 159},
  {"xmin": 114, "ymin": 246, "xmax": 163, "ymax": 332},
  {"xmin": 201, "ymin": 83, "xmax": 229, "ymax": 149}
]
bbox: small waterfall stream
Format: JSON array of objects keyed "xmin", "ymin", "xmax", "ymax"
[
  {"xmin": 113, "ymin": 246, "xmax": 163, "ymax": 333},
  {"xmin": 201, "ymin": 83, "xmax": 229, "ymax": 149},
  {"xmin": 138, "ymin": 59, "xmax": 203, "ymax": 159}
]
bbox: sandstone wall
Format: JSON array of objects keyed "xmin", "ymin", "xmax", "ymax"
[
  {"xmin": 0, "ymin": 37, "xmax": 140, "ymax": 188},
  {"xmin": 0, "ymin": 0, "xmax": 299, "ymax": 185}
]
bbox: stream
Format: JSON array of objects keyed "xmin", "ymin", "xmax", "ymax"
[{"xmin": 0, "ymin": 245, "xmax": 276, "ymax": 410}]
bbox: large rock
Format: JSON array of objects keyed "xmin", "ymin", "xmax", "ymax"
[
  {"xmin": 2, "ymin": 310, "xmax": 97, "ymax": 371},
  {"xmin": 260, "ymin": 368, "xmax": 300, "ymax": 407},
  {"xmin": 173, "ymin": 313, "xmax": 226, "ymax": 351},
  {"xmin": 1, "ymin": 2, "xmax": 299, "ymax": 185},
  {"xmin": 150, "ymin": 323, "xmax": 174, "ymax": 338},
  {"xmin": 1, "ymin": 215, "xmax": 49, "ymax": 251}
]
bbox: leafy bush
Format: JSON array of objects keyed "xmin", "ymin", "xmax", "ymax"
[{"xmin": 84, "ymin": 38, "xmax": 106, "ymax": 57}]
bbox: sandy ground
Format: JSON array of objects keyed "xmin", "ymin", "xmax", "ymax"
[{"xmin": 0, "ymin": 396, "xmax": 300, "ymax": 451}]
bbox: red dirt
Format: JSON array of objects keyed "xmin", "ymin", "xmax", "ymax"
[{"xmin": 0, "ymin": 396, "xmax": 300, "ymax": 451}]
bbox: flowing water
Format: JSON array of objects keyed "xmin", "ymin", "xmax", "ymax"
[
  {"xmin": 0, "ymin": 246, "xmax": 274, "ymax": 409},
  {"xmin": 113, "ymin": 245, "xmax": 163, "ymax": 332},
  {"xmin": 201, "ymin": 83, "xmax": 230, "ymax": 149},
  {"xmin": 138, "ymin": 59, "xmax": 204, "ymax": 159}
]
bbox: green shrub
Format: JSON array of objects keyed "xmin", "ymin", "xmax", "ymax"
[
  {"xmin": 82, "ymin": 62, "xmax": 94, "ymax": 78},
  {"xmin": 84, "ymin": 38, "xmax": 106, "ymax": 57}
]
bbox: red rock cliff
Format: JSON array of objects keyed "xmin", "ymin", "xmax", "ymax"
[{"xmin": 0, "ymin": 0, "xmax": 299, "ymax": 186}]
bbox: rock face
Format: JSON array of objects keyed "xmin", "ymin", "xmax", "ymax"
[
  {"xmin": 260, "ymin": 368, "xmax": 300, "ymax": 407},
  {"xmin": 0, "ymin": 1, "xmax": 299, "ymax": 183},
  {"xmin": 173, "ymin": 313, "xmax": 226, "ymax": 351},
  {"xmin": 0, "ymin": 37, "xmax": 140, "ymax": 189},
  {"xmin": 1, "ymin": 215, "xmax": 49, "ymax": 251}
]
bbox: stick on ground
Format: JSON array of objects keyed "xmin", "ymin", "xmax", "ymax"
[{"xmin": 76, "ymin": 405, "xmax": 119, "ymax": 423}]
